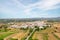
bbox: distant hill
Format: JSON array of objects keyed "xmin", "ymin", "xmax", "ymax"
[
  {"xmin": 46, "ymin": 17, "xmax": 60, "ymax": 22},
  {"xmin": 0, "ymin": 17, "xmax": 60, "ymax": 23}
]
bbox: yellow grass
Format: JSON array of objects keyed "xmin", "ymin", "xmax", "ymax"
[
  {"xmin": 32, "ymin": 31, "xmax": 43, "ymax": 40},
  {"xmin": 39, "ymin": 27, "xmax": 54, "ymax": 33},
  {"xmin": 48, "ymin": 33, "xmax": 58, "ymax": 40},
  {"xmin": 12, "ymin": 30, "xmax": 29, "ymax": 40},
  {"xmin": 54, "ymin": 33, "xmax": 60, "ymax": 38}
]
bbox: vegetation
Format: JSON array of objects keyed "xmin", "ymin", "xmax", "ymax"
[
  {"xmin": 43, "ymin": 33, "xmax": 48, "ymax": 40},
  {"xmin": 33, "ymin": 39, "xmax": 38, "ymax": 40},
  {"xmin": 0, "ymin": 24, "xmax": 8, "ymax": 32},
  {"xmin": 0, "ymin": 32, "xmax": 14, "ymax": 40},
  {"xmin": 21, "ymin": 37, "xmax": 26, "ymax": 40},
  {"xmin": 35, "ymin": 26, "xmax": 39, "ymax": 31},
  {"xmin": 10, "ymin": 38, "xmax": 18, "ymax": 40},
  {"xmin": 53, "ymin": 33, "xmax": 60, "ymax": 40},
  {"xmin": 0, "ymin": 19, "xmax": 60, "ymax": 40}
]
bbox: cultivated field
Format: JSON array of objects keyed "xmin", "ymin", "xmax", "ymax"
[{"xmin": 0, "ymin": 22, "xmax": 60, "ymax": 40}]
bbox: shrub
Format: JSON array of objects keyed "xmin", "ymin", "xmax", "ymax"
[{"xmin": 21, "ymin": 37, "xmax": 26, "ymax": 40}]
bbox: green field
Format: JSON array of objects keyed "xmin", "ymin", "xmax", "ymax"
[{"xmin": 0, "ymin": 32, "xmax": 14, "ymax": 40}]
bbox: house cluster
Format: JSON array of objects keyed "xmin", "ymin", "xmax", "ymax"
[{"xmin": 9, "ymin": 21, "xmax": 50, "ymax": 29}]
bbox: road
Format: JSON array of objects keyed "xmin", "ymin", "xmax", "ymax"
[{"xmin": 25, "ymin": 28, "xmax": 36, "ymax": 40}]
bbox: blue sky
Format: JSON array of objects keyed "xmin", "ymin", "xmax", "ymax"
[{"xmin": 0, "ymin": 0, "xmax": 60, "ymax": 18}]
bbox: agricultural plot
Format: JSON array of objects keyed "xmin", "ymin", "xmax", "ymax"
[
  {"xmin": 0, "ymin": 28, "xmax": 22, "ymax": 40},
  {"xmin": 39, "ymin": 27, "xmax": 55, "ymax": 33},
  {"xmin": 0, "ymin": 32, "xmax": 14, "ymax": 40},
  {"xmin": 32, "ymin": 32, "xmax": 43, "ymax": 40},
  {"xmin": 53, "ymin": 33, "xmax": 60, "ymax": 40},
  {"xmin": 48, "ymin": 33, "xmax": 58, "ymax": 40},
  {"xmin": 55, "ymin": 27, "xmax": 60, "ymax": 33},
  {"xmin": 54, "ymin": 33, "xmax": 60, "ymax": 38},
  {"xmin": 0, "ymin": 22, "xmax": 60, "ymax": 40},
  {"xmin": 11, "ymin": 30, "xmax": 29, "ymax": 40},
  {"xmin": 32, "ymin": 26, "xmax": 60, "ymax": 40},
  {"xmin": 42, "ymin": 33, "xmax": 48, "ymax": 40}
]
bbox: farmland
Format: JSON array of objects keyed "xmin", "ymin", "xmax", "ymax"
[{"xmin": 0, "ymin": 21, "xmax": 60, "ymax": 40}]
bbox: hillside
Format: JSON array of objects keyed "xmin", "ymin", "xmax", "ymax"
[{"xmin": 0, "ymin": 17, "xmax": 60, "ymax": 23}]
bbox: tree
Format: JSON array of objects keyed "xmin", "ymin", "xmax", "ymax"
[
  {"xmin": 34, "ymin": 26, "xmax": 39, "ymax": 31},
  {"xmin": 35, "ymin": 26, "xmax": 38, "ymax": 28},
  {"xmin": 1, "ymin": 25, "xmax": 8, "ymax": 32}
]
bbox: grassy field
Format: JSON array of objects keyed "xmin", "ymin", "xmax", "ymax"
[
  {"xmin": 0, "ymin": 28, "xmax": 21, "ymax": 40},
  {"xmin": 0, "ymin": 32, "xmax": 14, "ymax": 40}
]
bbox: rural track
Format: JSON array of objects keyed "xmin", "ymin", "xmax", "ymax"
[{"xmin": 25, "ymin": 28, "xmax": 36, "ymax": 40}]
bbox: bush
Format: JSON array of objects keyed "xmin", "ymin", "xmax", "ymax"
[
  {"xmin": 0, "ymin": 39, "xmax": 4, "ymax": 40},
  {"xmin": 55, "ymin": 27, "xmax": 58, "ymax": 29},
  {"xmin": 29, "ymin": 28, "xmax": 33, "ymax": 33},
  {"xmin": 54, "ymin": 30, "xmax": 57, "ymax": 32},
  {"xmin": 33, "ymin": 39, "xmax": 38, "ymax": 40},
  {"xmin": 44, "ymin": 27, "xmax": 46, "ymax": 30},
  {"xmin": 36, "ymin": 27, "xmax": 39, "ymax": 31},
  {"xmin": 21, "ymin": 37, "xmax": 26, "ymax": 40},
  {"xmin": 40, "ymin": 28, "xmax": 42, "ymax": 30}
]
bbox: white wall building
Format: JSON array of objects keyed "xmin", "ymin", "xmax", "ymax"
[{"xmin": 10, "ymin": 21, "xmax": 47, "ymax": 29}]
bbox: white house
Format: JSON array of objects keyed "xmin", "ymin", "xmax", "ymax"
[
  {"xmin": 10, "ymin": 25, "xmax": 20, "ymax": 28},
  {"xmin": 20, "ymin": 25, "xmax": 28, "ymax": 29}
]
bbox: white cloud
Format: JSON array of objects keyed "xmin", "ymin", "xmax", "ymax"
[
  {"xmin": 37, "ymin": 0, "xmax": 60, "ymax": 10},
  {"xmin": 23, "ymin": 0, "xmax": 60, "ymax": 16},
  {"xmin": 0, "ymin": 0, "xmax": 25, "ymax": 14},
  {"xmin": 0, "ymin": 0, "xmax": 60, "ymax": 18},
  {"xmin": 12, "ymin": 0, "xmax": 25, "ymax": 8}
]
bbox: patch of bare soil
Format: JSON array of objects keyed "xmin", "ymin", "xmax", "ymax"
[{"xmin": 48, "ymin": 33, "xmax": 58, "ymax": 40}]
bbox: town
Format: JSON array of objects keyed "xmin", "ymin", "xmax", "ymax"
[{"xmin": 0, "ymin": 19, "xmax": 60, "ymax": 40}]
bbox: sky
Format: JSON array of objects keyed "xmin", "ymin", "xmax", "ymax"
[{"xmin": 0, "ymin": 0, "xmax": 60, "ymax": 18}]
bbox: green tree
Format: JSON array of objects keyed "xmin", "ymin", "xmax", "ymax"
[
  {"xmin": 1, "ymin": 25, "xmax": 8, "ymax": 32},
  {"xmin": 34, "ymin": 26, "xmax": 39, "ymax": 31}
]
